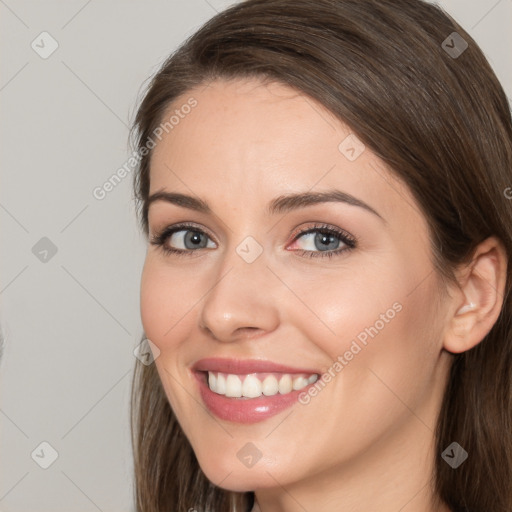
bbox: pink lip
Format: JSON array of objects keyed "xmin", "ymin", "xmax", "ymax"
[
  {"xmin": 191, "ymin": 358, "xmax": 320, "ymax": 424},
  {"xmin": 192, "ymin": 357, "xmax": 319, "ymax": 375}
]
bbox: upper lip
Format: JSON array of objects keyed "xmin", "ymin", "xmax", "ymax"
[{"xmin": 192, "ymin": 357, "xmax": 319, "ymax": 375}]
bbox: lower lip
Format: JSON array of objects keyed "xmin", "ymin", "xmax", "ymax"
[{"xmin": 194, "ymin": 371, "xmax": 314, "ymax": 424}]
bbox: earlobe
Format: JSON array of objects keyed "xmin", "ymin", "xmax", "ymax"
[{"xmin": 442, "ymin": 236, "xmax": 507, "ymax": 355}]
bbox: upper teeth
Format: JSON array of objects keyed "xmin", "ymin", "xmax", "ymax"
[{"xmin": 207, "ymin": 371, "xmax": 318, "ymax": 398}]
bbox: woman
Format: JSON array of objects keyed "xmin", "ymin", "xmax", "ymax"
[{"xmin": 129, "ymin": 0, "xmax": 512, "ymax": 510}]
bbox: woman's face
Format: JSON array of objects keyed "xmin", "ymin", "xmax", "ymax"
[{"xmin": 140, "ymin": 78, "xmax": 452, "ymax": 491}]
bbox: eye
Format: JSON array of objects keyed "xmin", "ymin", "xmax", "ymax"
[
  {"xmin": 150, "ymin": 223, "xmax": 216, "ymax": 257},
  {"xmin": 288, "ymin": 223, "xmax": 357, "ymax": 259},
  {"xmin": 150, "ymin": 221, "xmax": 357, "ymax": 260}
]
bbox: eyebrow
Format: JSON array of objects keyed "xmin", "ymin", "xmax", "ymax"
[{"xmin": 147, "ymin": 189, "xmax": 386, "ymax": 223}]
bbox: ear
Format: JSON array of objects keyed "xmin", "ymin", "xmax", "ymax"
[{"xmin": 443, "ymin": 236, "xmax": 508, "ymax": 354}]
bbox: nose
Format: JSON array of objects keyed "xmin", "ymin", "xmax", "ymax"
[{"xmin": 198, "ymin": 245, "xmax": 280, "ymax": 343}]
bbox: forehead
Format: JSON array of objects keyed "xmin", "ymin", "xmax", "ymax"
[{"xmin": 148, "ymin": 78, "xmax": 421, "ymax": 229}]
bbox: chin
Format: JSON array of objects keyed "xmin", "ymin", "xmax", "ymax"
[{"xmin": 196, "ymin": 454, "xmax": 286, "ymax": 492}]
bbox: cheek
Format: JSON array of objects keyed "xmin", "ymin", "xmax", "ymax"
[
  {"xmin": 139, "ymin": 259, "xmax": 197, "ymax": 413},
  {"xmin": 140, "ymin": 261, "xmax": 164, "ymax": 343},
  {"xmin": 288, "ymin": 254, "xmax": 440, "ymax": 386},
  {"xmin": 139, "ymin": 258, "xmax": 189, "ymax": 351},
  {"xmin": 280, "ymin": 262, "xmax": 406, "ymax": 360},
  {"xmin": 327, "ymin": 267, "xmax": 442, "ymax": 418}
]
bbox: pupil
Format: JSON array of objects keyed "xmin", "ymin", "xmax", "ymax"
[
  {"xmin": 316, "ymin": 232, "xmax": 337, "ymax": 251},
  {"xmin": 186, "ymin": 231, "xmax": 204, "ymax": 248}
]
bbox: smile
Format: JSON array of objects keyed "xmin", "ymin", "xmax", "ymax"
[
  {"xmin": 207, "ymin": 371, "xmax": 318, "ymax": 398},
  {"xmin": 192, "ymin": 358, "xmax": 322, "ymax": 423}
]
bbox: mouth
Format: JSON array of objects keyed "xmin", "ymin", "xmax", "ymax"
[
  {"xmin": 191, "ymin": 358, "xmax": 321, "ymax": 423},
  {"xmin": 204, "ymin": 371, "xmax": 318, "ymax": 398}
]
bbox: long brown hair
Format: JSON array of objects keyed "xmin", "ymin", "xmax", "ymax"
[{"xmin": 129, "ymin": 1, "xmax": 512, "ymax": 510}]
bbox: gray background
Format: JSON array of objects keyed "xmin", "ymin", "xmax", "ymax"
[{"xmin": 0, "ymin": 1, "xmax": 510, "ymax": 510}]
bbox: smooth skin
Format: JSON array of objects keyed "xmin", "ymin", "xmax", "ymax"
[{"xmin": 140, "ymin": 78, "xmax": 507, "ymax": 512}]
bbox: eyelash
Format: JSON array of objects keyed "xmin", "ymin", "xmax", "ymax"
[{"xmin": 149, "ymin": 222, "xmax": 357, "ymax": 260}]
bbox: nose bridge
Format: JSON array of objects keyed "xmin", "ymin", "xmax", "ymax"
[{"xmin": 198, "ymin": 236, "xmax": 279, "ymax": 342}]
